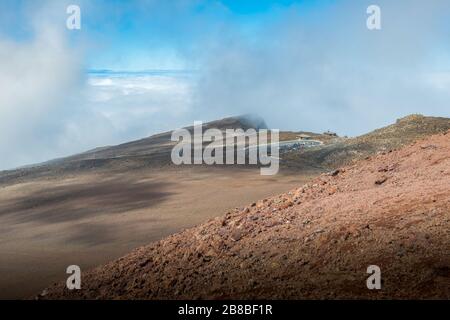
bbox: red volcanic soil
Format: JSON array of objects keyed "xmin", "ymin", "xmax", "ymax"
[{"xmin": 41, "ymin": 131, "xmax": 450, "ymax": 299}]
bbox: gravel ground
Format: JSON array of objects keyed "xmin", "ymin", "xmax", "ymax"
[{"xmin": 41, "ymin": 130, "xmax": 450, "ymax": 300}]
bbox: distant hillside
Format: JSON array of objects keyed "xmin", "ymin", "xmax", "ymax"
[
  {"xmin": 282, "ymin": 114, "xmax": 450, "ymax": 170},
  {"xmin": 55, "ymin": 114, "xmax": 267, "ymax": 163},
  {"xmin": 1, "ymin": 114, "xmax": 449, "ymax": 184},
  {"xmin": 0, "ymin": 115, "xmax": 267, "ymax": 184}
]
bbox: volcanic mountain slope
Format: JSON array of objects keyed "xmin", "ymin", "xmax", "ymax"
[
  {"xmin": 63, "ymin": 114, "xmax": 269, "ymax": 162},
  {"xmin": 2, "ymin": 114, "xmax": 449, "ymax": 185},
  {"xmin": 282, "ymin": 114, "xmax": 450, "ymax": 170},
  {"xmin": 41, "ymin": 130, "xmax": 450, "ymax": 299},
  {"xmin": 0, "ymin": 115, "xmax": 268, "ymax": 184}
]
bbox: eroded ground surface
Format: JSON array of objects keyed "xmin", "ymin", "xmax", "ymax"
[
  {"xmin": 0, "ymin": 167, "xmax": 314, "ymax": 299},
  {"xmin": 42, "ymin": 131, "xmax": 450, "ymax": 299}
]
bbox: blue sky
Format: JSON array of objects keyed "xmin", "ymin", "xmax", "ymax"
[
  {"xmin": 2, "ymin": 0, "xmax": 450, "ymax": 71},
  {"xmin": 82, "ymin": 0, "xmax": 339, "ymax": 70},
  {"xmin": 1, "ymin": 0, "xmax": 338, "ymax": 70},
  {"xmin": 0, "ymin": 0, "xmax": 450, "ymax": 169}
]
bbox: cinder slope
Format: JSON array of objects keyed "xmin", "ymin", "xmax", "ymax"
[
  {"xmin": 282, "ymin": 114, "xmax": 450, "ymax": 170},
  {"xmin": 42, "ymin": 130, "xmax": 450, "ymax": 299}
]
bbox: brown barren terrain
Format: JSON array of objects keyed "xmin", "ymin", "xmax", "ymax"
[
  {"xmin": 42, "ymin": 130, "xmax": 450, "ymax": 299},
  {"xmin": 0, "ymin": 167, "xmax": 313, "ymax": 299}
]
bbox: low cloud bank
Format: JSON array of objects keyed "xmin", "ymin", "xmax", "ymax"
[
  {"xmin": 0, "ymin": 3, "xmax": 195, "ymax": 170},
  {"xmin": 1, "ymin": 0, "xmax": 450, "ymax": 170},
  {"xmin": 192, "ymin": 0, "xmax": 450, "ymax": 135}
]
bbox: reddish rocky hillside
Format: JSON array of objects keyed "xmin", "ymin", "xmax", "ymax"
[{"xmin": 41, "ymin": 130, "xmax": 450, "ymax": 299}]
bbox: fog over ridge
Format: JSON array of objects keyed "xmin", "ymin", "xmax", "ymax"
[{"xmin": 0, "ymin": 0, "xmax": 450, "ymax": 170}]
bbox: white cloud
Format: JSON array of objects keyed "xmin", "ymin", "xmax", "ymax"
[
  {"xmin": 83, "ymin": 72, "xmax": 194, "ymax": 136},
  {"xmin": 191, "ymin": 0, "xmax": 450, "ymax": 136},
  {"xmin": 0, "ymin": 4, "xmax": 195, "ymax": 170},
  {"xmin": 0, "ymin": 7, "xmax": 85, "ymax": 169}
]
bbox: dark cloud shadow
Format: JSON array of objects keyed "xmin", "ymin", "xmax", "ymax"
[{"xmin": 0, "ymin": 177, "xmax": 174, "ymax": 224}]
